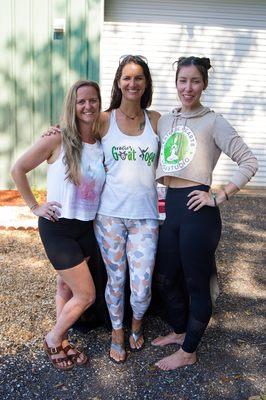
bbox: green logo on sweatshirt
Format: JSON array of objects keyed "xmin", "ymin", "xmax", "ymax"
[{"xmin": 161, "ymin": 126, "xmax": 196, "ymax": 172}]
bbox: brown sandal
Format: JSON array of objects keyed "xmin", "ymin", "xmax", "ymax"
[
  {"xmin": 62, "ymin": 342, "xmax": 88, "ymax": 366},
  {"xmin": 43, "ymin": 340, "xmax": 74, "ymax": 371}
]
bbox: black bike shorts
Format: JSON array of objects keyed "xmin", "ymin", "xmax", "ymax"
[{"xmin": 38, "ymin": 217, "xmax": 95, "ymax": 270}]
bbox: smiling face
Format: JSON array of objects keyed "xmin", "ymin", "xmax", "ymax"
[
  {"xmin": 118, "ymin": 62, "xmax": 147, "ymax": 103},
  {"xmin": 75, "ymin": 85, "xmax": 100, "ymax": 126},
  {"xmin": 176, "ymin": 65, "xmax": 206, "ymax": 112}
]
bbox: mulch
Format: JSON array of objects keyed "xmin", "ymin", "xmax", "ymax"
[
  {"xmin": 0, "ymin": 192, "xmax": 265, "ymax": 400},
  {"xmin": 0, "ymin": 190, "xmax": 46, "ymax": 206}
]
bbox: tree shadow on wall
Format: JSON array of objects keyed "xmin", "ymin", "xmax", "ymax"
[{"xmin": 0, "ymin": 17, "xmax": 99, "ymax": 189}]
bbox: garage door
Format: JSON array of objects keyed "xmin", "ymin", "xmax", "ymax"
[{"xmin": 101, "ymin": 0, "xmax": 266, "ymax": 188}]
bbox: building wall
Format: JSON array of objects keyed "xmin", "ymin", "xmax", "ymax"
[
  {"xmin": 101, "ymin": 0, "xmax": 266, "ymax": 188},
  {"xmin": 1, "ymin": 0, "xmax": 265, "ymax": 189},
  {"xmin": 0, "ymin": 0, "xmax": 102, "ymax": 189}
]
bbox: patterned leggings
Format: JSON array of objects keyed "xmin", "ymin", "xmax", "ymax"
[{"xmin": 94, "ymin": 214, "xmax": 159, "ymax": 329}]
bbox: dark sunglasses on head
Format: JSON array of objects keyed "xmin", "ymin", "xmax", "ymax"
[{"xmin": 119, "ymin": 54, "xmax": 148, "ymax": 65}]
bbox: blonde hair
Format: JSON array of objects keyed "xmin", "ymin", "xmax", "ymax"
[{"xmin": 60, "ymin": 80, "xmax": 101, "ymax": 185}]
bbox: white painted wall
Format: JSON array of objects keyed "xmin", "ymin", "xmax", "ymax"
[{"xmin": 101, "ymin": 0, "xmax": 266, "ymax": 187}]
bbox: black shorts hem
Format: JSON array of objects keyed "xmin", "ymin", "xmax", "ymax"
[{"xmin": 38, "ymin": 217, "xmax": 95, "ymax": 271}]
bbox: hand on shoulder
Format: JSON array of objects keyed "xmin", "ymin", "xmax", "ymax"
[
  {"xmin": 41, "ymin": 124, "xmax": 62, "ymax": 138},
  {"xmin": 39, "ymin": 124, "xmax": 62, "ymax": 148}
]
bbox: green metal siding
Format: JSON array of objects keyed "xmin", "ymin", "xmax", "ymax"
[{"xmin": 0, "ymin": 0, "xmax": 102, "ymax": 189}]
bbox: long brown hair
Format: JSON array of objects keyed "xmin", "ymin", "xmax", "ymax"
[
  {"xmin": 60, "ymin": 80, "xmax": 101, "ymax": 185},
  {"xmin": 107, "ymin": 55, "xmax": 153, "ymax": 111}
]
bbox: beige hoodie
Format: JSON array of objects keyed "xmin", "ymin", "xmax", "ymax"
[{"xmin": 156, "ymin": 105, "xmax": 258, "ymax": 188}]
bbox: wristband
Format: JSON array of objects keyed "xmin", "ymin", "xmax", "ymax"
[
  {"xmin": 211, "ymin": 191, "xmax": 218, "ymax": 207},
  {"xmin": 29, "ymin": 203, "xmax": 38, "ymax": 211},
  {"xmin": 223, "ymin": 189, "xmax": 229, "ymax": 201}
]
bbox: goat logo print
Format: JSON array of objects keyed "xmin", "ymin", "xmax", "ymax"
[
  {"xmin": 111, "ymin": 145, "xmax": 155, "ymax": 167},
  {"xmin": 161, "ymin": 126, "xmax": 196, "ymax": 172}
]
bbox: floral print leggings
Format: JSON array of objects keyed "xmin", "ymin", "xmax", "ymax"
[{"xmin": 94, "ymin": 214, "xmax": 159, "ymax": 329}]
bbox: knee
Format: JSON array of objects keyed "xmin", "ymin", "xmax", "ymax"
[
  {"xmin": 132, "ymin": 285, "xmax": 151, "ymax": 304},
  {"xmin": 77, "ymin": 287, "xmax": 96, "ymax": 310},
  {"xmin": 191, "ymin": 294, "xmax": 212, "ymax": 322},
  {"xmin": 155, "ymin": 273, "xmax": 172, "ymax": 295},
  {"xmin": 107, "ymin": 273, "xmax": 126, "ymax": 291},
  {"xmin": 154, "ymin": 273, "xmax": 182, "ymax": 306},
  {"xmin": 85, "ymin": 288, "xmax": 96, "ymax": 309},
  {"xmin": 56, "ymin": 276, "xmax": 72, "ymax": 299}
]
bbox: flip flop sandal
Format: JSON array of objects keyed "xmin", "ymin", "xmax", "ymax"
[
  {"xmin": 109, "ymin": 342, "xmax": 127, "ymax": 364},
  {"xmin": 129, "ymin": 327, "xmax": 145, "ymax": 352},
  {"xmin": 43, "ymin": 340, "xmax": 74, "ymax": 371},
  {"xmin": 62, "ymin": 342, "xmax": 88, "ymax": 366}
]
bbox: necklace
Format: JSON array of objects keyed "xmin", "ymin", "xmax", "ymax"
[{"xmin": 118, "ymin": 107, "xmax": 141, "ymax": 120}]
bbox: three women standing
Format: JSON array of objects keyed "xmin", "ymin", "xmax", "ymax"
[{"xmin": 12, "ymin": 55, "xmax": 258, "ymax": 371}]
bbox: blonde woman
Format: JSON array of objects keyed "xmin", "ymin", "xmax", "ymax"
[{"xmin": 11, "ymin": 80, "xmax": 105, "ymax": 370}]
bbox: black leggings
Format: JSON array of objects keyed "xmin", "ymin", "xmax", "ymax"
[{"xmin": 155, "ymin": 185, "xmax": 222, "ymax": 353}]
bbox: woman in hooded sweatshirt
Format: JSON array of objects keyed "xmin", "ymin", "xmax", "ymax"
[{"xmin": 151, "ymin": 56, "xmax": 258, "ymax": 370}]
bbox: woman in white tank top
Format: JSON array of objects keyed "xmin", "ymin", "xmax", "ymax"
[
  {"xmin": 11, "ymin": 80, "xmax": 105, "ymax": 371},
  {"xmin": 94, "ymin": 55, "xmax": 161, "ymax": 363}
]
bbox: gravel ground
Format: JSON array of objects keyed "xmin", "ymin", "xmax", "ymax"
[{"xmin": 0, "ymin": 194, "xmax": 265, "ymax": 400}]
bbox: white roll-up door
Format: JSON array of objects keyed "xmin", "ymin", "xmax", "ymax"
[{"xmin": 101, "ymin": 0, "xmax": 266, "ymax": 187}]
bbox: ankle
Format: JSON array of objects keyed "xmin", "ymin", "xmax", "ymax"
[
  {"xmin": 173, "ymin": 331, "xmax": 185, "ymax": 335},
  {"xmin": 46, "ymin": 331, "xmax": 62, "ymax": 347},
  {"xmin": 112, "ymin": 328, "xmax": 124, "ymax": 343},
  {"xmin": 175, "ymin": 332, "xmax": 186, "ymax": 340},
  {"xmin": 132, "ymin": 317, "xmax": 142, "ymax": 331},
  {"xmin": 179, "ymin": 348, "xmax": 196, "ymax": 358}
]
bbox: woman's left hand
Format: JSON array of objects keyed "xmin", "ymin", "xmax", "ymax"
[{"xmin": 187, "ymin": 190, "xmax": 215, "ymax": 211}]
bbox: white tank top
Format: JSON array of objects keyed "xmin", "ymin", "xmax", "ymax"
[
  {"xmin": 97, "ymin": 110, "xmax": 159, "ymax": 219},
  {"xmin": 47, "ymin": 141, "xmax": 105, "ymax": 221}
]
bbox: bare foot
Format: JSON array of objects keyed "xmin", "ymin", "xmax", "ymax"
[
  {"xmin": 129, "ymin": 317, "xmax": 144, "ymax": 350},
  {"xmin": 62, "ymin": 339, "xmax": 87, "ymax": 366},
  {"xmin": 155, "ymin": 348, "xmax": 197, "ymax": 370},
  {"xmin": 45, "ymin": 332, "xmax": 73, "ymax": 369},
  {"xmin": 151, "ymin": 332, "xmax": 185, "ymax": 347},
  {"xmin": 110, "ymin": 329, "xmax": 126, "ymax": 363}
]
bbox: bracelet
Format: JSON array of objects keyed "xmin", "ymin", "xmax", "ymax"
[
  {"xmin": 29, "ymin": 203, "xmax": 39, "ymax": 211},
  {"xmin": 211, "ymin": 191, "xmax": 218, "ymax": 207},
  {"xmin": 223, "ymin": 189, "xmax": 229, "ymax": 201}
]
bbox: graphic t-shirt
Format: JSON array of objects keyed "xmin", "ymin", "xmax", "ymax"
[{"xmin": 97, "ymin": 110, "xmax": 159, "ymax": 219}]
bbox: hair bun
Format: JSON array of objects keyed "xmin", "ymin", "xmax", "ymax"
[
  {"xmin": 176, "ymin": 56, "xmax": 212, "ymax": 70},
  {"xmin": 201, "ymin": 57, "xmax": 211, "ymax": 70},
  {"xmin": 177, "ymin": 57, "xmax": 186, "ymax": 64}
]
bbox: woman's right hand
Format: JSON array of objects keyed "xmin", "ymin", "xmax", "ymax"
[
  {"xmin": 32, "ymin": 201, "xmax": 62, "ymax": 221},
  {"xmin": 41, "ymin": 125, "xmax": 61, "ymax": 138}
]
